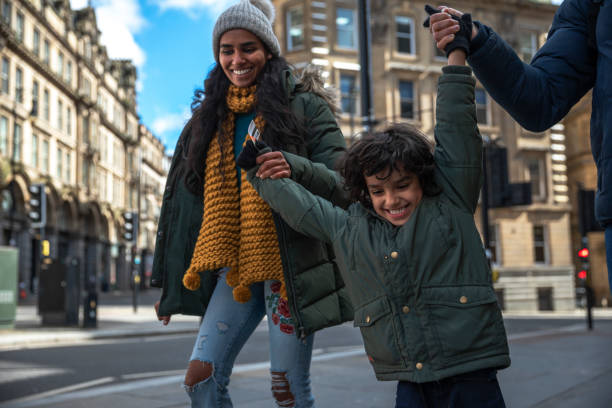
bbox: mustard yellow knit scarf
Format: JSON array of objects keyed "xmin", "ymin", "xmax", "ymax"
[{"xmin": 182, "ymin": 84, "xmax": 286, "ymax": 303}]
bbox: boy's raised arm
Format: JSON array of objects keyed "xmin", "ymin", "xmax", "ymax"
[{"xmin": 431, "ymin": 33, "xmax": 482, "ymax": 213}]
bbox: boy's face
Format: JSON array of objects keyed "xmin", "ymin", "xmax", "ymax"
[{"xmin": 365, "ymin": 166, "xmax": 423, "ymax": 226}]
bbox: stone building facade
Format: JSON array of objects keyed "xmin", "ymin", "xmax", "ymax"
[
  {"xmin": 273, "ymin": 0, "xmax": 578, "ymax": 311},
  {"xmin": 0, "ymin": 0, "xmax": 166, "ymax": 298}
]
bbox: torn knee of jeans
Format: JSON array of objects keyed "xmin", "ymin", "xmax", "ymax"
[
  {"xmin": 184, "ymin": 360, "xmax": 213, "ymax": 388},
  {"xmin": 271, "ymin": 371, "xmax": 295, "ymax": 407},
  {"xmin": 196, "ymin": 334, "xmax": 208, "ymax": 350},
  {"xmin": 216, "ymin": 321, "xmax": 229, "ymax": 333}
]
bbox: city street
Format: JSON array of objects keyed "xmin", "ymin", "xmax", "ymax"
[{"xmin": 1, "ymin": 290, "xmax": 611, "ymax": 407}]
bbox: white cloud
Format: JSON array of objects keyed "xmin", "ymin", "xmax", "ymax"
[
  {"xmin": 69, "ymin": 0, "xmax": 147, "ymax": 68},
  {"xmin": 152, "ymin": 108, "xmax": 191, "ymax": 137},
  {"xmin": 155, "ymin": 0, "xmax": 239, "ymax": 18}
]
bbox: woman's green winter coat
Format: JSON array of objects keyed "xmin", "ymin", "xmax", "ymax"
[
  {"xmin": 151, "ymin": 70, "xmax": 353, "ymax": 339},
  {"xmin": 246, "ymin": 66, "xmax": 510, "ymax": 382}
]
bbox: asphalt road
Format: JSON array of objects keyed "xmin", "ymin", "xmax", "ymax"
[{"xmin": 2, "ymin": 316, "xmax": 611, "ymax": 404}]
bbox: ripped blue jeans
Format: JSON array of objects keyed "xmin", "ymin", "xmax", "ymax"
[{"xmin": 185, "ymin": 270, "xmax": 315, "ymax": 408}]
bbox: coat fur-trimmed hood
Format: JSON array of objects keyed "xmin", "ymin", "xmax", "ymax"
[{"xmin": 295, "ymin": 65, "xmax": 342, "ymax": 118}]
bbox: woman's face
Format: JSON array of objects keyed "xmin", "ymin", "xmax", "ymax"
[{"xmin": 219, "ymin": 29, "xmax": 271, "ymax": 88}]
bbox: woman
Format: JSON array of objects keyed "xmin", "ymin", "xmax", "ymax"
[{"xmin": 150, "ymin": 1, "xmax": 352, "ymax": 407}]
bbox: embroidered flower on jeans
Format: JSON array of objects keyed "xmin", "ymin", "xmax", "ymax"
[
  {"xmin": 272, "ymin": 313, "xmax": 280, "ymax": 325},
  {"xmin": 280, "ymin": 323, "xmax": 294, "ymax": 334},
  {"xmin": 270, "ymin": 281, "xmax": 281, "ymax": 293},
  {"xmin": 277, "ymin": 297, "xmax": 291, "ymax": 318}
]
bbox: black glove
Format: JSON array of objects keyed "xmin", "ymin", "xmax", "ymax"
[
  {"xmin": 423, "ymin": 5, "xmax": 472, "ymax": 57},
  {"xmin": 236, "ymin": 139, "xmax": 272, "ymax": 170}
]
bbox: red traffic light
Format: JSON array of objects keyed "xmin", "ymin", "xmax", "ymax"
[
  {"xmin": 577, "ymin": 270, "xmax": 587, "ymax": 280},
  {"xmin": 578, "ymin": 248, "xmax": 590, "ymax": 258}
]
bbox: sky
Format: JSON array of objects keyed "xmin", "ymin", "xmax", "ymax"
[
  {"xmin": 69, "ymin": 0, "xmax": 564, "ymax": 154},
  {"xmin": 69, "ymin": 0, "xmax": 240, "ymax": 154}
]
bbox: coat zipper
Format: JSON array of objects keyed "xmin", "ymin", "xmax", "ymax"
[{"xmin": 272, "ymin": 212, "xmax": 306, "ymax": 339}]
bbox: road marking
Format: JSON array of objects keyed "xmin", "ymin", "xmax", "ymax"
[
  {"xmin": 0, "ymin": 361, "xmax": 69, "ymax": 384},
  {"xmin": 0, "ymin": 347, "xmax": 365, "ymax": 408},
  {"xmin": 507, "ymin": 323, "xmax": 585, "ymax": 341}
]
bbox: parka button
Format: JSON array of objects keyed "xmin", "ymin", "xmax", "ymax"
[
  {"xmin": 459, "ymin": 296, "xmax": 468, "ymax": 304},
  {"xmin": 402, "ymin": 305, "xmax": 410, "ymax": 314},
  {"xmin": 157, "ymin": 231, "xmax": 164, "ymax": 238},
  {"xmin": 366, "ymin": 315, "xmax": 371, "ymax": 324},
  {"xmin": 416, "ymin": 362, "xmax": 423, "ymax": 370},
  {"xmin": 391, "ymin": 251, "xmax": 398, "ymax": 259}
]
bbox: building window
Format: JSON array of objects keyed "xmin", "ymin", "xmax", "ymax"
[
  {"xmin": 43, "ymin": 39, "xmax": 50, "ymax": 66},
  {"xmin": 12, "ymin": 122, "xmax": 21, "ymax": 162},
  {"xmin": 82, "ymin": 77, "xmax": 91, "ymax": 99},
  {"xmin": 1, "ymin": 1, "xmax": 11, "ymax": 25},
  {"xmin": 56, "ymin": 147, "xmax": 62, "ymax": 179},
  {"xmin": 336, "ymin": 8, "xmax": 356, "ymax": 49},
  {"xmin": 340, "ymin": 73, "xmax": 357, "ymax": 115},
  {"xmin": 519, "ymin": 31, "xmax": 538, "ymax": 63},
  {"xmin": 533, "ymin": 225, "xmax": 548, "ymax": 264},
  {"xmin": 83, "ymin": 116, "xmax": 90, "ymax": 144},
  {"xmin": 1, "ymin": 57, "xmax": 9, "ymax": 94},
  {"xmin": 43, "ymin": 89, "xmax": 49, "ymax": 120},
  {"xmin": 396, "ymin": 16, "xmax": 415, "ymax": 55},
  {"xmin": 488, "ymin": 225, "xmax": 500, "ymax": 265},
  {"xmin": 15, "ymin": 10, "xmax": 24, "ymax": 42},
  {"xmin": 286, "ymin": 5, "xmax": 304, "ymax": 51},
  {"xmin": 65, "ymin": 151, "xmax": 70, "ymax": 182},
  {"xmin": 15, "ymin": 66, "xmax": 23, "ymax": 103},
  {"xmin": 475, "ymin": 89, "xmax": 489, "ymax": 124},
  {"xmin": 399, "ymin": 80, "xmax": 414, "ymax": 119},
  {"xmin": 57, "ymin": 99, "xmax": 63, "ymax": 130},
  {"xmin": 42, "ymin": 139, "xmax": 49, "ymax": 173},
  {"xmin": 0, "ymin": 115, "xmax": 7, "ymax": 155},
  {"xmin": 66, "ymin": 107, "xmax": 71, "ymax": 136},
  {"xmin": 66, "ymin": 60, "xmax": 72, "ymax": 84},
  {"xmin": 57, "ymin": 51, "xmax": 64, "ymax": 78},
  {"xmin": 31, "ymin": 133, "xmax": 38, "ymax": 167},
  {"xmin": 526, "ymin": 157, "xmax": 546, "ymax": 201},
  {"xmin": 33, "ymin": 28, "xmax": 40, "ymax": 56},
  {"xmin": 31, "ymin": 80, "xmax": 39, "ymax": 116}
]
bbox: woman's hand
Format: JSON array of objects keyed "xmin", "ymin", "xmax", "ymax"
[
  {"xmin": 430, "ymin": 7, "xmax": 478, "ymax": 52},
  {"xmin": 154, "ymin": 301, "xmax": 171, "ymax": 326},
  {"xmin": 256, "ymin": 151, "xmax": 291, "ymax": 179}
]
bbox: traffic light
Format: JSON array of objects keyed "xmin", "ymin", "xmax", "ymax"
[
  {"xmin": 122, "ymin": 211, "xmax": 138, "ymax": 243},
  {"xmin": 484, "ymin": 145, "xmax": 532, "ymax": 208},
  {"xmin": 577, "ymin": 246, "xmax": 590, "ymax": 283},
  {"xmin": 28, "ymin": 183, "xmax": 46, "ymax": 228}
]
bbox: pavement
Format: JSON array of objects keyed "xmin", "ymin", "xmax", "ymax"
[{"xmin": 1, "ymin": 290, "xmax": 612, "ymax": 407}]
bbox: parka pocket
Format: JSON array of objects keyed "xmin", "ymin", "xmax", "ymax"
[
  {"xmin": 423, "ymin": 285, "xmax": 506, "ymax": 364},
  {"xmin": 353, "ymin": 297, "xmax": 403, "ymax": 367}
]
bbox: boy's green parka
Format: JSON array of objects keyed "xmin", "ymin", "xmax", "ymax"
[
  {"xmin": 150, "ymin": 69, "xmax": 353, "ymax": 339},
  {"xmin": 246, "ymin": 65, "xmax": 510, "ymax": 382}
]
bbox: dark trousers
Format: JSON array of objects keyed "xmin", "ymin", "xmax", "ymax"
[{"xmin": 395, "ymin": 369, "xmax": 506, "ymax": 408}]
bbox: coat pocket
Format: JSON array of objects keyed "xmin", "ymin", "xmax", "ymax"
[
  {"xmin": 353, "ymin": 297, "xmax": 403, "ymax": 367},
  {"xmin": 423, "ymin": 285, "xmax": 506, "ymax": 364}
]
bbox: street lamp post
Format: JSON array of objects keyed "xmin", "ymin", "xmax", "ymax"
[{"xmin": 357, "ymin": 0, "xmax": 375, "ymax": 132}]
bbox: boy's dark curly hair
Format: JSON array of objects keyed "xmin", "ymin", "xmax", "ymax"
[{"xmin": 339, "ymin": 123, "xmax": 441, "ymax": 207}]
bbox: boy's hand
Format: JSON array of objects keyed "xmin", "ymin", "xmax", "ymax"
[
  {"xmin": 255, "ymin": 151, "xmax": 291, "ymax": 179},
  {"xmin": 236, "ymin": 139, "xmax": 272, "ymax": 170},
  {"xmin": 424, "ymin": 5, "xmax": 476, "ymax": 57}
]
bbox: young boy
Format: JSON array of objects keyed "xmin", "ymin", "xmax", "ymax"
[{"xmin": 237, "ymin": 26, "xmax": 509, "ymax": 408}]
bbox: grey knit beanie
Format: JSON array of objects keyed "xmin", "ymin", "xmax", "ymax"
[{"xmin": 212, "ymin": 0, "xmax": 281, "ymax": 61}]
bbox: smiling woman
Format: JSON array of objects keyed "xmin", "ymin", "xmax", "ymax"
[{"xmin": 150, "ymin": 0, "xmax": 351, "ymax": 407}]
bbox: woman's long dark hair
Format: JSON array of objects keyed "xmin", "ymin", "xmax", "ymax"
[{"xmin": 183, "ymin": 56, "xmax": 306, "ymax": 194}]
